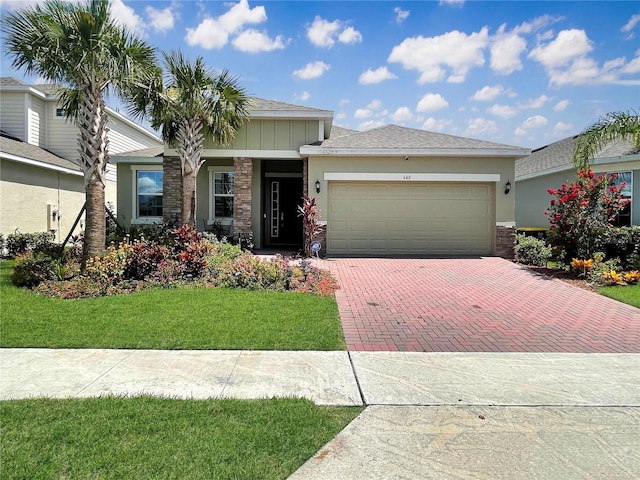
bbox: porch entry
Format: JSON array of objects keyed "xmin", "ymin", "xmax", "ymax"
[{"xmin": 263, "ymin": 163, "xmax": 303, "ymax": 247}]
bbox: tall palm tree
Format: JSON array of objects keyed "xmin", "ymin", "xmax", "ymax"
[
  {"xmin": 130, "ymin": 50, "xmax": 251, "ymax": 226},
  {"xmin": 2, "ymin": 0, "xmax": 157, "ymax": 265},
  {"xmin": 573, "ymin": 111, "xmax": 640, "ymax": 171}
]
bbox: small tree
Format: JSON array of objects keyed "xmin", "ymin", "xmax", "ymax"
[
  {"xmin": 298, "ymin": 196, "xmax": 322, "ymax": 257},
  {"xmin": 546, "ymin": 169, "xmax": 629, "ymax": 262}
]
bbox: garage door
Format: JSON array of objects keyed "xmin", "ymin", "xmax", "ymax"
[{"xmin": 327, "ymin": 182, "xmax": 493, "ymax": 256}]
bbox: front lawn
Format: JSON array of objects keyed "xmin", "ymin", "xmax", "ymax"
[
  {"xmin": 599, "ymin": 283, "xmax": 640, "ymax": 308},
  {"xmin": 0, "ymin": 261, "xmax": 345, "ymax": 350},
  {"xmin": 0, "ymin": 396, "xmax": 362, "ymax": 479}
]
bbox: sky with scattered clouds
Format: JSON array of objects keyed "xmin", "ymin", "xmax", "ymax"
[{"xmin": 1, "ymin": 0, "xmax": 639, "ymax": 148}]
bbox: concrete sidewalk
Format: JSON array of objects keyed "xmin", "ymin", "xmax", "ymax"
[{"xmin": 2, "ymin": 348, "xmax": 639, "ymax": 479}]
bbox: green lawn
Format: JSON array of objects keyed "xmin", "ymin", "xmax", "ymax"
[
  {"xmin": 0, "ymin": 396, "xmax": 362, "ymax": 480},
  {"xmin": 0, "ymin": 261, "xmax": 345, "ymax": 350},
  {"xmin": 599, "ymin": 283, "xmax": 640, "ymax": 308}
]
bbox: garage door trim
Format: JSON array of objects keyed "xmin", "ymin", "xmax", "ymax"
[{"xmin": 324, "ymin": 172, "xmax": 501, "ymax": 182}]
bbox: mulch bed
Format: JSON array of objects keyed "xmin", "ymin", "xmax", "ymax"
[{"xmin": 524, "ymin": 266, "xmax": 599, "ymax": 292}]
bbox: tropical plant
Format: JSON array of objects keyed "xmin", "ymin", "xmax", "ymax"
[
  {"xmin": 129, "ymin": 50, "xmax": 251, "ymax": 225},
  {"xmin": 298, "ymin": 196, "xmax": 323, "ymax": 257},
  {"xmin": 2, "ymin": 0, "xmax": 157, "ymax": 266},
  {"xmin": 573, "ymin": 111, "xmax": 640, "ymax": 171}
]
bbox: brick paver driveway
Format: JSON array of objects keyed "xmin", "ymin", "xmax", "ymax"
[{"xmin": 319, "ymin": 257, "xmax": 640, "ymax": 353}]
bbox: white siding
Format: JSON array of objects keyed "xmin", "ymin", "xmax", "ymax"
[
  {"xmin": 0, "ymin": 91, "xmax": 26, "ymax": 141},
  {"xmin": 107, "ymin": 115, "xmax": 162, "ymax": 153},
  {"xmin": 28, "ymin": 95, "xmax": 47, "ymax": 147},
  {"xmin": 46, "ymin": 103, "xmax": 80, "ymax": 160}
]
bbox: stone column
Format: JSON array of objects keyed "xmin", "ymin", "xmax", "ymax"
[
  {"xmin": 233, "ymin": 157, "xmax": 253, "ymax": 240},
  {"xmin": 302, "ymin": 158, "xmax": 309, "ymax": 197},
  {"xmin": 496, "ymin": 225, "xmax": 516, "ymax": 260},
  {"xmin": 162, "ymin": 156, "xmax": 182, "ymax": 225}
]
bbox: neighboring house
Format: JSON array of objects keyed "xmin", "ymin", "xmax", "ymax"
[
  {"xmin": 0, "ymin": 77, "xmax": 163, "ymax": 242},
  {"xmin": 515, "ymin": 136, "xmax": 640, "ymax": 229},
  {"xmin": 114, "ymin": 98, "xmax": 530, "ymax": 258}
]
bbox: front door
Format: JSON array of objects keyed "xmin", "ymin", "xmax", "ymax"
[{"xmin": 267, "ymin": 177, "xmax": 303, "ymax": 246}]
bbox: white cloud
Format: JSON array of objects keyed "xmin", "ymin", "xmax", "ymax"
[
  {"xmin": 307, "ymin": 16, "xmax": 361, "ymax": 48},
  {"xmin": 185, "ymin": 0, "xmax": 266, "ymax": 50},
  {"xmin": 388, "ymin": 27, "xmax": 489, "ymax": 84},
  {"xmin": 354, "ymin": 108, "xmax": 373, "ymax": 119},
  {"xmin": 621, "ymin": 13, "xmax": 640, "ymax": 39},
  {"xmin": 295, "ymin": 91, "xmax": 311, "ymax": 102},
  {"xmin": 439, "ymin": 0, "xmax": 465, "ymax": 7},
  {"xmin": 367, "ymin": 99, "xmax": 383, "ymax": 110},
  {"xmin": 528, "ymin": 29, "xmax": 593, "ymax": 68},
  {"xmin": 145, "ymin": 5, "xmax": 175, "ymax": 33},
  {"xmin": 465, "ymin": 118, "xmax": 499, "ymax": 137},
  {"xmin": 621, "ymin": 50, "xmax": 640, "ymax": 74},
  {"xmin": 490, "ymin": 25, "xmax": 527, "ymax": 74},
  {"xmin": 394, "ymin": 7, "xmax": 410, "ymax": 24},
  {"xmin": 359, "ymin": 67, "xmax": 398, "ymax": 85},
  {"xmin": 519, "ymin": 94, "xmax": 550, "ymax": 109},
  {"xmin": 514, "ymin": 127, "xmax": 527, "ymax": 137},
  {"xmin": 553, "ymin": 100, "xmax": 570, "ymax": 111},
  {"xmin": 487, "ymin": 104, "xmax": 517, "ymax": 119},
  {"xmin": 552, "ymin": 121, "xmax": 575, "ymax": 137},
  {"xmin": 470, "ymin": 85, "xmax": 503, "ymax": 101},
  {"xmin": 232, "ymin": 29, "xmax": 286, "ymax": 52},
  {"xmin": 513, "ymin": 15, "xmax": 565, "ymax": 35},
  {"xmin": 416, "ymin": 93, "xmax": 449, "ymax": 113},
  {"xmin": 110, "ymin": 0, "xmax": 145, "ymax": 35},
  {"xmin": 338, "ymin": 26, "xmax": 362, "ymax": 45},
  {"xmin": 522, "ymin": 115, "xmax": 548, "ymax": 129},
  {"xmin": 293, "ymin": 61, "xmax": 330, "ymax": 80},
  {"xmin": 421, "ymin": 117, "xmax": 451, "ymax": 132},
  {"xmin": 390, "ymin": 106, "xmax": 413, "ymax": 122},
  {"xmin": 358, "ymin": 120, "xmax": 386, "ymax": 131},
  {"xmin": 339, "ymin": 98, "xmax": 350, "ymax": 106}
]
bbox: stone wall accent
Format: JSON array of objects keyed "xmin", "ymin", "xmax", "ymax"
[
  {"xmin": 302, "ymin": 158, "xmax": 309, "ymax": 197},
  {"xmin": 233, "ymin": 157, "xmax": 253, "ymax": 238},
  {"xmin": 162, "ymin": 156, "xmax": 182, "ymax": 225},
  {"xmin": 496, "ymin": 225, "xmax": 516, "ymax": 260},
  {"xmin": 314, "ymin": 222, "xmax": 327, "ymax": 258}
]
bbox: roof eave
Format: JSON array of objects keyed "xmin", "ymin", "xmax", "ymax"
[
  {"xmin": 299, "ymin": 146, "xmax": 531, "ymax": 158},
  {"xmin": 1, "ymin": 151, "xmax": 82, "ymax": 176}
]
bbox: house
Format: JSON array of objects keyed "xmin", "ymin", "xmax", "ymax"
[
  {"xmin": 113, "ymin": 98, "xmax": 530, "ymax": 258},
  {"xmin": 0, "ymin": 78, "xmax": 163, "ymax": 242},
  {"xmin": 515, "ymin": 136, "xmax": 639, "ymax": 229}
]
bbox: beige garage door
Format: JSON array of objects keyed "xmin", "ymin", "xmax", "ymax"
[{"xmin": 327, "ymin": 182, "xmax": 493, "ymax": 256}]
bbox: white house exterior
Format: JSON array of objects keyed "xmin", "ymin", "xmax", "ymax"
[{"xmin": 0, "ymin": 77, "xmax": 162, "ymax": 242}]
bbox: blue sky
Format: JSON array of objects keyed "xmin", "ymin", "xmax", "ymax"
[{"xmin": 1, "ymin": 0, "xmax": 639, "ymax": 149}]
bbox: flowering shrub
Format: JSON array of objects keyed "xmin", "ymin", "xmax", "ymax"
[
  {"xmin": 546, "ymin": 170, "xmax": 629, "ymax": 262},
  {"xmin": 84, "ymin": 242, "xmax": 131, "ymax": 283}
]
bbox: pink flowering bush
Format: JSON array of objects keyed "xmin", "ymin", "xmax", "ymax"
[{"xmin": 546, "ymin": 169, "xmax": 629, "ymax": 262}]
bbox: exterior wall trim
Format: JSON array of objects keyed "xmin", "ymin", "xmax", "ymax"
[
  {"xmin": 323, "ymin": 172, "xmax": 501, "ymax": 182},
  {"xmin": 302, "ymin": 147, "xmax": 530, "ymax": 157},
  {"xmin": 130, "ymin": 164, "xmax": 163, "ymax": 224},
  {"xmin": 1, "ymin": 153, "xmax": 82, "ymax": 176},
  {"xmin": 165, "ymin": 149, "xmax": 301, "ymax": 159}
]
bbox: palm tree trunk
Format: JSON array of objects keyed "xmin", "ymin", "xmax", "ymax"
[
  {"xmin": 177, "ymin": 118, "xmax": 204, "ymax": 226},
  {"xmin": 77, "ymin": 81, "xmax": 109, "ymax": 267}
]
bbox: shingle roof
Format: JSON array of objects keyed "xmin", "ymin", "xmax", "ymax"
[
  {"xmin": 318, "ymin": 124, "xmax": 526, "ymax": 151},
  {"xmin": 0, "ymin": 131, "xmax": 81, "ymax": 172},
  {"xmin": 516, "ymin": 136, "xmax": 637, "ymax": 179},
  {"xmin": 329, "ymin": 125, "xmax": 358, "ymax": 139},
  {"xmin": 249, "ymin": 97, "xmax": 332, "ymax": 115},
  {"xmin": 112, "ymin": 146, "xmax": 164, "ymax": 157}
]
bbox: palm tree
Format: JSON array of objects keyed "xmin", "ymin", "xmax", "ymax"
[
  {"xmin": 573, "ymin": 111, "xmax": 640, "ymax": 171},
  {"xmin": 2, "ymin": 0, "xmax": 157, "ymax": 265},
  {"xmin": 129, "ymin": 50, "xmax": 251, "ymax": 226}
]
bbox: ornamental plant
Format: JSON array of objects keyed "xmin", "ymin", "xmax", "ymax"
[
  {"xmin": 298, "ymin": 196, "xmax": 323, "ymax": 257},
  {"xmin": 546, "ymin": 170, "xmax": 629, "ymax": 262}
]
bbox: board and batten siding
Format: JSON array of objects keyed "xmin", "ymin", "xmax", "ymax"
[
  {"xmin": 204, "ymin": 119, "xmax": 321, "ymax": 151},
  {"xmin": 0, "ymin": 91, "xmax": 26, "ymax": 141}
]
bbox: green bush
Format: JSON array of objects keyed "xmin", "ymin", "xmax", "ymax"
[
  {"xmin": 601, "ymin": 226, "xmax": 640, "ymax": 269},
  {"xmin": 6, "ymin": 232, "xmax": 55, "ymax": 257},
  {"xmin": 11, "ymin": 252, "xmax": 61, "ymax": 287},
  {"xmin": 515, "ymin": 234, "xmax": 552, "ymax": 266}
]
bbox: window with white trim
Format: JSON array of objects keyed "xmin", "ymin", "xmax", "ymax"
[
  {"xmin": 131, "ymin": 165, "xmax": 163, "ymax": 223},
  {"xmin": 609, "ymin": 171, "xmax": 632, "ymax": 227},
  {"xmin": 208, "ymin": 167, "xmax": 234, "ymax": 224}
]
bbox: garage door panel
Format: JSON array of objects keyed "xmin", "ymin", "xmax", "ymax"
[{"xmin": 328, "ymin": 182, "xmax": 493, "ymax": 256}]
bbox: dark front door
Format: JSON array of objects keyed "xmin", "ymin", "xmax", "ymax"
[{"xmin": 267, "ymin": 177, "xmax": 303, "ymax": 246}]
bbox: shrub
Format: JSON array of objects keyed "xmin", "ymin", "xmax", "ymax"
[
  {"xmin": 11, "ymin": 252, "xmax": 61, "ymax": 287},
  {"xmin": 6, "ymin": 232, "xmax": 55, "ymax": 257},
  {"xmin": 298, "ymin": 196, "xmax": 323, "ymax": 257},
  {"xmin": 601, "ymin": 226, "xmax": 640, "ymax": 269},
  {"xmin": 124, "ymin": 240, "xmax": 171, "ymax": 280},
  {"xmin": 546, "ymin": 170, "xmax": 629, "ymax": 262},
  {"xmin": 84, "ymin": 243, "xmax": 132, "ymax": 283},
  {"xmin": 514, "ymin": 234, "xmax": 552, "ymax": 266}
]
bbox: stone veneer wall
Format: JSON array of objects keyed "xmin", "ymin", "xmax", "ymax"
[
  {"xmin": 233, "ymin": 157, "xmax": 252, "ymax": 238},
  {"xmin": 302, "ymin": 159, "xmax": 308, "ymax": 197},
  {"xmin": 496, "ymin": 225, "xmax": 516, "ymax": 260},
  {"xmin": 313, "ymin": 223, "xmax": 327, "ymax": 258},
  {"xmin": 162, "ymin": 156, "xmax": 182, "ymax": 225}
]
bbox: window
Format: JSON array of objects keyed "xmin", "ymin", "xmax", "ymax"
[
  {"xmin": 55, "ymin": 108, "xmax": 66, "ymax": 117},
  {"xmin": 610, "ymin": 171, "xmax": 632, "ymax": 227},
  {"xmin": 131, "ymin": 166, "xmax": 162, "ymax": 223},
  {"xmin": 212, "ymin": 171, "xmax": 234, "ymax": 218}
]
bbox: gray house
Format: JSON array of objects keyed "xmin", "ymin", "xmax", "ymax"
[
  {"xmin": 515, "ymin": 136, "xmax": 639, "ymax": 229},
  {"xmin": 114, "ymin": 98, "xmax": 530, "ymax": 258}
]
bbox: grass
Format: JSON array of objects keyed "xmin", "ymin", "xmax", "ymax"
[
  {"xmin": 0, "ymin": 261, "xmax": 346, "ymax": 350},
  {"xmin": 0, "ymin": 396, "xmax": 362, "ymax": 479},
  {"xmin": 599, "ymin": 283, "xmax": 640, "ymax": 308}
]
